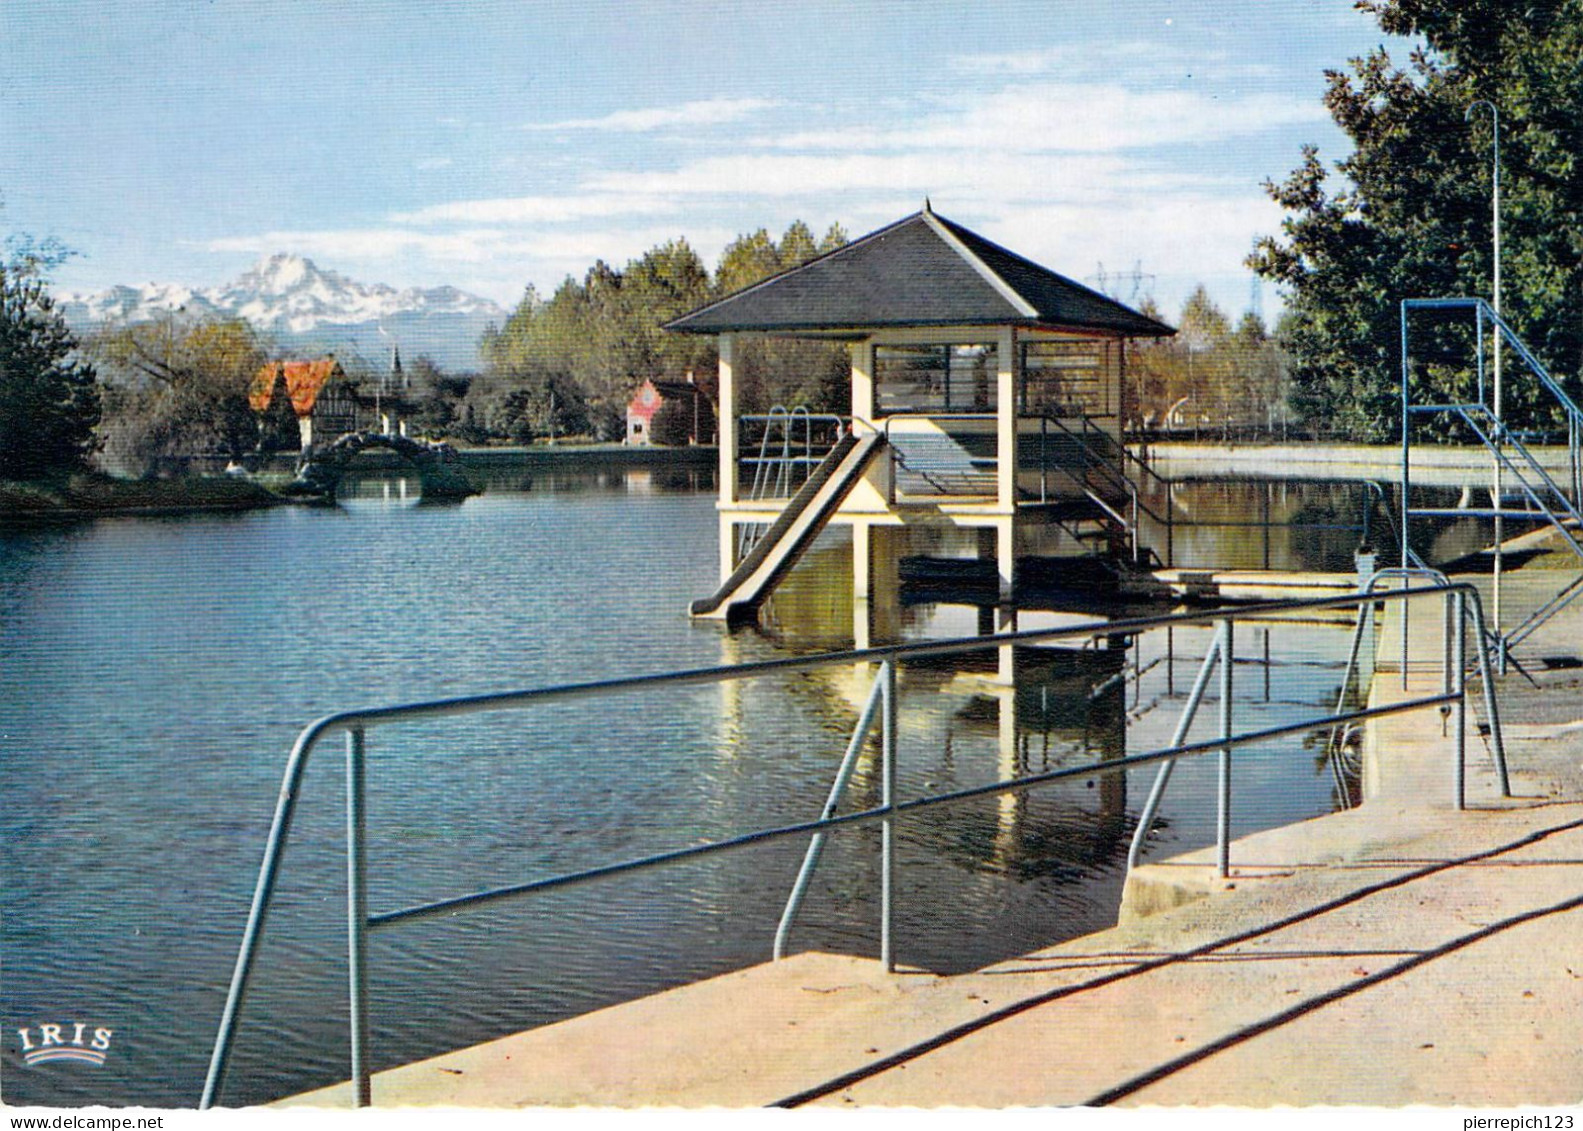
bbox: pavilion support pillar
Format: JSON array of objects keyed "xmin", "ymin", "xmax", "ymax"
[
  {"xmin": 850, "ymin": 340, "xmax": 876, "ymax": 432},
  {"xmin": 718, "ymin": 513, "xmax": 737, "ymax": 586},
  {"xmin": 997, "ymin": 518, "xmax": 1016, "ymax": 606},
  {"xmin": 718, "ymin": 334, "xmax": 737, "ymax": 504},
  {"xmin": 997, "ymin": 326, "xmax": 1017, "ymax": 513}
]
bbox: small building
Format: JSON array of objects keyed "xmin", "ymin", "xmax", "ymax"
[
  {"xmin": 249, "ymin": 356, "xmax": 409, "ymax": 450},
  {"xmin": 625, "ymin": 375, "xmax": 715, "ymax": 446}
]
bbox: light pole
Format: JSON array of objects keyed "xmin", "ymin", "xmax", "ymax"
[{"xmin": 1467, "ymin": 98, "xmax": 1503, "ymax": 653}]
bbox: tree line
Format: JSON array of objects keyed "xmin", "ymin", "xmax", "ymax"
[
  {"xmin": 460, "ymin": 219, "xmax": 851, "ymax": 443},
  {"xmin": 0, "ymin": 218, "xmax": 1294, "ymax": 484}
]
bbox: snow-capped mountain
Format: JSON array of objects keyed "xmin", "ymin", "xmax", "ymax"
[{"xmin": 61, "ymin": 254, "xmax": 506, "ymax": 371}]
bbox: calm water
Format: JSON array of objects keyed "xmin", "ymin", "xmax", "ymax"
[{"xmin": 0, "ymin": 469, "xmax": 1467, "ymax": 1107}]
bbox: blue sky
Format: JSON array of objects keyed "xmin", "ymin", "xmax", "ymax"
[{"xmin": 2, "ymin": 0, "xmax": 1416, "ymax": 320}]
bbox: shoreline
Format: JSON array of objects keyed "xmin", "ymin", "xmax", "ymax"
[{"xmin": 0, "ymin": 445, "xmax": 719, "ymax": 519}]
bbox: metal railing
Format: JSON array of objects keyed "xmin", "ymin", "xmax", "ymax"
[
  {"xmin": 201, "ymin": 584, "xmax": 1508, "ymax": 1109},
  {"xmin": 1124, "ymin": 579, "xmax": 1507, "ymax": 871},
  {"xmin": 1401, "ymin": 298, "xmax": 1583, "ymax": 655},
  {"xmin": 736, "ymin": 408, "xmax": 845, "ymax": 555}
]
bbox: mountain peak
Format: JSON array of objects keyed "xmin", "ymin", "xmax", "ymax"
[
  {"xmin": 235, "ymin": 252, "xmax": 341, "ymax": 297},
  {"xmin": 58, "ymin": 258, "xmax": 506, "ymax": 371}
]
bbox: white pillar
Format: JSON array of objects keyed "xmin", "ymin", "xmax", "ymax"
[
  {"xmin": 851, "ymin": 340, "xmax": 875, "ymax": 429},
  {"xmin": 997, "ymin": 326, "xmax": 1017, "ymax": 512},
  {"xmin": 718, "ymin": 334, "xmax": 738, "ymax": 503},
  {"xmin": 719, "ymin": 512, "xmax": 736, "ymax": 586}
]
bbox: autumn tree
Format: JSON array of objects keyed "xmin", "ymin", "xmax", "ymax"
[
  {"xmin": 90, "ymin": 313, "xmax": 270, "ymax": 472},
  {"xmin": 1249, "ymin": 0, "xmax": 1583, "ymax": 440},
  {"xmin": 1126, "ymin": 289, "xmax": 1287, "ymax": 438}
]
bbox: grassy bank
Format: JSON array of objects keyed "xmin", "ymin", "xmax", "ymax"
[{"xmin": 0, "ymin": 471, "xmax": 288, "ymax": 519}]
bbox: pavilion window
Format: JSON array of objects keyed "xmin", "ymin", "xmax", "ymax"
[
  {"xmin": 1020, "ymin": 339, "xmax": 1114, "ymax": 418},
  {"xmin": 874, "ymin": 343, "xmax": 998, "ymax": 416}
]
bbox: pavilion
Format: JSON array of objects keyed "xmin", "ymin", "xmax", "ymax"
[{"xmin": 666, "ymin": 205, "xmax": 1174, "ymax": 623}]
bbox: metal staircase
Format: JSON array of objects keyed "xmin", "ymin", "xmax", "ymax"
[{"xmin": 1401, "ymin": 298, "xmax": 1583, "ymax": 652}]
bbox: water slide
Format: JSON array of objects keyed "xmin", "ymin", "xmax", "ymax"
[{"xmin": 691, "ymin": 432, "xmax": 887, "ymax": 621}]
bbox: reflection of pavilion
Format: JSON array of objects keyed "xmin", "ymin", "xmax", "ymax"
[
  {"xmin": 718, "ymin": 564, "xmax": 1133, "ymax": 885},
  {"xmin": 669, "ymin": 206, "xmax": 1174, "ymax": 634}
]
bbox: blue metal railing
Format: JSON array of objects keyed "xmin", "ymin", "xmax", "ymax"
[
  {"xmin": 1401, "ymin": 298, "xmax": 1583, "ymax": 653},
  {"xmin": 201, "ymin": 583, "xmax": 1508, "ymax": 1109}
]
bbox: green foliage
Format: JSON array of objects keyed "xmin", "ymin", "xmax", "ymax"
[
  {"xmin": 1250, "ymin": 0, "xmax": 1583, "ymax": 439},
  {"xmin": 404, "ymin": 353, "xmax": 471, "ymax": 435},
  {"xmin": 648, "ymin": 396, "xmax": 697, "ymax": 446},
  {"xmin": 89, "ymin": 313, "xmax": 270, "ymax": 473},
  {"xmin": 481, "ymin": 238, "xmax": 716, "ymax": 413},
  {"xmin": 0, "ymin": 257, "xmax": 101, "ymax": 479},
  {"xmin": 711, "ymin": 221, "xmax": 850, "ymax": 414},
  {"xmin": 468, "ymin": 220, "xmax": 850, "ymax": 444}
]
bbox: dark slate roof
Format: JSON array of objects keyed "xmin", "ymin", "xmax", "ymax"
[{"xmin": 666, "ymin": 209, "xmax": 1174, "ymax": 338}]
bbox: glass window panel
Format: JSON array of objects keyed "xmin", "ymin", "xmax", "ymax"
[
  {"xmin": 1021, "ymin": 340, "xmax": 1112, "ymax": 417},
  {"xmin": 875, "ymin": 343, "xmax": 997, "ymax": 415}
]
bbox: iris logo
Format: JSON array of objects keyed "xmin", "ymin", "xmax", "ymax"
[{"xmin": 16, "ymin": 1023, "xmax": 114, "ymax": 1066}]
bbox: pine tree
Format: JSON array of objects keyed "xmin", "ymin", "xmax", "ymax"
[{"xmin": 0, "ymin": 261, "xmax": 100, "ymax": 478}]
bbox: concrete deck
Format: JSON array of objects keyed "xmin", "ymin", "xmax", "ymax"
[{"xmin": 281, "ymin": 570, "xmax": 1583, "ymax": 1109}]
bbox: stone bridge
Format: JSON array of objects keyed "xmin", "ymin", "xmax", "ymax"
[{"xmin": 286, "ymin": 432, "xmax": 479, "ymax": 502}]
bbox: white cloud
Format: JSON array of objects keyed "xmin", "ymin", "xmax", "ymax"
[
  {"xmin": 992, "ymin": 192, "xmax": 1287, "ymax": 315},
  {"xmin": 947, "ymin": 41, "xmax": 1184, "ymax": 76},
  {"xmin": 200, "ymin": 223, "xmax": 737, "ymax": 297},
  {"xmin": 588, "ymin": 151, "xmax": 1225, "ymax": 205},
  {"xmin": 205, "ymin": 228, "xmax": 526, "ymax": 264},
  {"xmin": 522, "ymin": 97, "xmax": 780, "ymax": 133},
  {"xmin": 391, "ymin": 193, "xmax": 677, "ymax": 225},
  {"xmin": 756, "ymin": 83, "xmax": 1327, "ymax": 153},
  {"xmin": 415, "ymin": 157, "xmax": 454, "ymax": 171}
]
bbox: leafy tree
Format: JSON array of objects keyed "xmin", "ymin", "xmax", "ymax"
[
  {"xmin": 711, "ymin": 221, "xmax": 850, "ymax": 413},
  {"xmin": 404, "ymin": 353, "xmax": 470, "ymax": 435},
  {"xmin": 90, "ymin": 313, "xmax": 269, "ymax": 472},
  {"xmin": 1249, "ymin": 0, "xmax": 1583, "ymax": 439},
  {"xmin": 0, "ymin": 252, "xmax": 100, "ymax": 478},
  {"xmin": 475, "ymin": 221, "xmax": 849, "ymax": 439}
]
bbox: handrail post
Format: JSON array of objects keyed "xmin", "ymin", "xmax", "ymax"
[
  {"xmin": 200, "ymin": 733, "xmax": 319, "ymax": 1109},
  {"xmin": 1466, "ymin": 594, "xmax": 1511, "ymax": 796},
  {"xmin": 1127, "ymin": 619, "xmax": 1224, "ymax": 870},
  {"xmin": 347, "ymin": 727, "xmax": 371, "ymax": 1108},
  {"xmin": 1453, "ymin": 590, "xmax": 1467, "ymax": 810},
  {"xmin": 773, "ymin": 668, "xmax": 887, "ymax": 960},
  {"xmin": 1217, "ymin": 619, "xmax": 1234, "ymax": 879},
  {"xmin": 879, "ymin": 660, "xmax": 897, "ymax": 973},
  {"xmin": 1040, "ymin": 415, "xmax": 1048, "ymax": 504}
]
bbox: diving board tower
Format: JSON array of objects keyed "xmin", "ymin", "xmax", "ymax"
[{"xmin": 667, "ymin": 205, "xmax": 1174, "ymax": 623}]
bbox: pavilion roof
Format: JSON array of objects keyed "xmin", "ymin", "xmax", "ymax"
[{"xmin": 666, "ymin": 208, "xmax": 1174, "ymax": 339}]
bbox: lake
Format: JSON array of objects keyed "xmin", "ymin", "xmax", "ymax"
[{"xmin": 0, "ymin": 466, "xmax": 1477, "ymax": 1107}]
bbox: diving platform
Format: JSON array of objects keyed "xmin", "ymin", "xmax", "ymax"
[{"xmin": 666, "ymin": 205, "xmax": 1175, "ymax": 621}]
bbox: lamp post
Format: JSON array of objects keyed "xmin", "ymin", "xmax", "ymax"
[{"xmin": 1467, "ymin": 98, "xmax": 1503, "ymax": 654}]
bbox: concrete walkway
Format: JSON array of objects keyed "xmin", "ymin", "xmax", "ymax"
[{"xmin": 283, "ymin": 570, "xmax": 1583, "ymax": 1109}]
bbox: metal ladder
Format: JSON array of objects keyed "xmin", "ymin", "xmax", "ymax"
[{"xmin": 1401, "ymin": 298, "xmax": 1583, "ymax": 653}]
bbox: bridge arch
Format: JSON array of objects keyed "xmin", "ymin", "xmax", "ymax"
[{"xmin": 287, "ymin": 432, "xmax": 478, "ymax": 503}]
